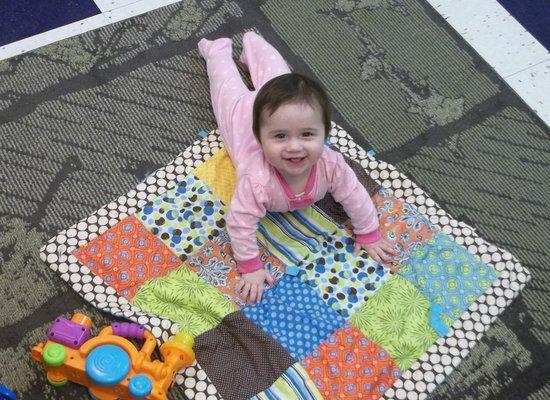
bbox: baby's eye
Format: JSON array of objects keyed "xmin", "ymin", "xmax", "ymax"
[
  {"xmin": 274, "ymin": 133, "xmax": 286, "ymax": 139},
  {"xmin": 302, "ymin": 131, "xmax": 314, "ymax": 137}
]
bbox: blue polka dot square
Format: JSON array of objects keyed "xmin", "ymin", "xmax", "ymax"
[
  {"xmin": 399, "ymin": 232, "xmax": 499, "ymax": 325},
  {"xmin": 243, "ymin": 274, "xmax": 346, "ymax": 360},
  {"xmin": 135, "ymin": 174, "xmax": 226, "ymax": 260}
]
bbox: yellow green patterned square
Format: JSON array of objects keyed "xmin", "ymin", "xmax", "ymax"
[
  {"xmin": 350, "ymin": 274, "xmax": 438, "ymax": 371},
  {"xmin": 131, "ymin": 263, "xmax": 236, "ymax": 337},
  {"xmin": 194, "ymin": 147, "xmax": 237, "ymax": 205}
]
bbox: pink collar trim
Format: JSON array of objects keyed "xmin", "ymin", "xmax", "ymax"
[{"xmin": 275, "ymin": 164, "xmax": 317, "ymax": 200}]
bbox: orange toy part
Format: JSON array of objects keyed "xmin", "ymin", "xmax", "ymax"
[{"xmin": 32, "ymin": 313, "xmax": 195, "ymax": 400}]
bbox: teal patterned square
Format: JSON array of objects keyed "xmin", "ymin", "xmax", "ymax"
[
  {"xmin": 398, "ymin": 233, "xmax": 499, "ymax": 325},
  {"xmin": 135, "ymin": 175, "xmax": 226, "ymax": 259}
]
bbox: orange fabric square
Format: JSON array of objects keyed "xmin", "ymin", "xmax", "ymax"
[
  {"xmin": 74, "ymin": 216, "xmax": 182, "ymax": 299},
  {"xmin": 301, "ymin": 325, "xmax": 401, "ymax": 399},
  {"xmin": 187, "ymin": 231, "xmax": 285, "ymax": 308},
  {"xmin": 345, "ymin": 191, "xmax": 437, "ymax": 272}
]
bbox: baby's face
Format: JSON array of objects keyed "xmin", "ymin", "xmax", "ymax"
[{"xmin": 259, "ymin": 101, "xmax": 326, "ymax": 182}]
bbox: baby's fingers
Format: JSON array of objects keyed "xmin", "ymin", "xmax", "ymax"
[
  {"xmin": 266, "ymin": 272, "xmax": 275, "ymax": 287},
  {"xmin": 376, "ymin": 247, "xmax": 392, "ymax": 263},
  {"xmin": 256, "ymin": 284, "xmax": 265, "ymax": 303},
  {"xmin": 368, "ymin": 249, "xmax": 382, "ymax": 263},
  {"xmin": 381, "ymin": 240, "xmax": 398, "ymax": 255},
  {"xmin": 379, "ymin": 244, "xmax": 397, "ymax": 262},
  {"xmin": 248, "ymin": 284, "xmax": 259, "ymax": 304},
  {"xmin": 236, "ymin": 279, "xmax": 245, "ymax": 293},
  {"xmin": 238, "ymin": 282, "xmax": 251, "ymax": 301}
]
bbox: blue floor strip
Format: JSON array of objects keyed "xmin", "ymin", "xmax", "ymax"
[
  {"xmin": 497, "ymin": 0, "xmax": 550, "ymax": 51},
  {"xmin": 0, "ymin": 0, "xmax": 101, "ymax": 46}
]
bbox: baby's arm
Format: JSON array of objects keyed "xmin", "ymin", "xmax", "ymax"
[
  {"xmin": 328, "ymin": 151, "xmax": 396, "ymax": 263},
  {"xmin": 227, "ymin": 176, "xmax": 274, "ymax": 303}
]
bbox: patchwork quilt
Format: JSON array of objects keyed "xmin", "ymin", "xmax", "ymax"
[{"xmin": 40, "ymin": 124, "xmax": 530, "ymax": 400}]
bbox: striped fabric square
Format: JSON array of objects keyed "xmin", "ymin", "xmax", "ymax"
[
  {"xmin": 251, "ymin": 363, "xmax": 323, "ymax": 400},
  {"xmin": 257, "ymin": 207, "xmax": 350, "ymax": 267},
  {"xmin": 243, "ymin": 274, "xmax": 346, "ymax": 360}
]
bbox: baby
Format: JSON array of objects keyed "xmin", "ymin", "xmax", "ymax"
[{"xmin": 198, "ymin": 32, "xmax": 395, "ymax": 304}]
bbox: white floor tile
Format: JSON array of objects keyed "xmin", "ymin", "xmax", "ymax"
[
  {"xmin": 427, "ymin": 0, "xmax": 549, "ymax": 78},
  {"xmin": 506, "ymin": 59, "xmax": 550, "ymax": 127},
  {"xmin": 94, "ymin": 0, "xmax": 141, "ymax": 13},
  {"xmin": 103, "ymin": 0, "xmax": 182, "ymax": 24},
  {"xmin": 0, "ymin": 13, "xmax": 110, "ymax": 61}
]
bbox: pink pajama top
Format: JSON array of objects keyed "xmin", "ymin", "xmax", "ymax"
[{"xmin": 228, "ymin": 147, "xmax": 382, "ymax": 273}]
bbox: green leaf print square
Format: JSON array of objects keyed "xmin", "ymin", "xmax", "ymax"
[
  {"xmin": 350, "ymin": 274, "xmax": 438, "ymax": 371},
  {"xmin": 131, "ymin": 263, "xmax": 236, "ymax": 337}
]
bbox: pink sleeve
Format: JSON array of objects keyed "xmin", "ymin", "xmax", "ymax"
[
  {"xmin": 328, "ymin": 151, "xmax": 381, "ymax": 241},
  {"xmin": 226, "ymin": 176, "xmax": 268, "ymax": 273}
]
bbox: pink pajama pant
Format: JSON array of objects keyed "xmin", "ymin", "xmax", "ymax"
[{"xmin": 198, "ymin": 32, "xmax": 291, "ymax": 168}]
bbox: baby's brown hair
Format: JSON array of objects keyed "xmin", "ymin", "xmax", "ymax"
[{"xmin": 252, "ymin": 73, "xmax": 331, "ymax": 143}]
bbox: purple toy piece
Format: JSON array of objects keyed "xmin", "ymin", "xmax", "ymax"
[
  {"xmin": 48, "ymin": 317, "xmax": 91, "ymax": 349},
  {"xmin": 111, "ymin": 322, "xmax": 145, "ymax": 339}
]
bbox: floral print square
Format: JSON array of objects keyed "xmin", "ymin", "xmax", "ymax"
[
  {"xmin": 187, "ymin": 231, "xmax": 285, "ymax": 308},
  {"xmin": 301, "ymin": 325, "xmax": 401, "ymax": 399},
  {"xmin": 398, "ymin": 232, "xmax": 499, "ymax": 325},
  {"xmin": 194, "ymin": 147, "xmax": 237, "ymax": 206},
  {"xmin": 372, "ymin": 189, "xmax": 438, "ymax": 272}
]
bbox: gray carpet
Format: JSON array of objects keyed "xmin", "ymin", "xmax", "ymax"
[{"xmin": 0, "ymin": 1, "xmax": 548, "ymax": 399}]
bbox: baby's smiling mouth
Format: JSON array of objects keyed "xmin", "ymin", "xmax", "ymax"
[{"xmin": 285, "ymin": 157, "xmax": 305, "ymax": 164}]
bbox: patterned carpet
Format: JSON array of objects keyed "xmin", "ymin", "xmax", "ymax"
[{"xmin": 0, "ymin": 1, "xmax": 548, "ymax": 399}]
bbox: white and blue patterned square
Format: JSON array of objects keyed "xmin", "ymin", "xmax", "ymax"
[{"xmin": 135, "ymin": 174, "xmax": 226, "ymax": 260}]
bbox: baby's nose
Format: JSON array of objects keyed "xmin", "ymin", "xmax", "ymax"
[{"xmin": 286, "ymin": 138, "xmax": 302, "ymax": 151}]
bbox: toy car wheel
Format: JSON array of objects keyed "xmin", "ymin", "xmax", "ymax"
[
  {"xmin": 0, "ymin": 385, "xmax": 17, "ymax": 400},
  {"xmin": 46, "ymin": 375, "xmax": 67, "ymax": 387}
]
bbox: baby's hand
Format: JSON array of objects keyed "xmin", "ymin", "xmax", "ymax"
[
  {"xmin": 236, "ymin": 269, "xmax": 274, "ymax": 304},
  {"xmin": 354, "ymin": 238, "xmax": 397, "ymax": 264}
]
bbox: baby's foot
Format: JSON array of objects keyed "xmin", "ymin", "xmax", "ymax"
[
  {"xmin": 238, "ymin": 31, "xmax": 261, "ymax": 71},
  {"xmin": 198, "ymin": 37, "xmax": 232, "ymax": 59}
]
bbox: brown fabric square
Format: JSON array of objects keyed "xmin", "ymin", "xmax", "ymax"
[
  {"xmin": 345, "ymin": 154, "xmax": 382, "ymax": 197},
  {"xmin": 316, "ymin": 152, "xmax": 381, "ymax": 225},
  {"xmin": 194, "ymin": 311, "xmax": 296, "ymax": 400}
]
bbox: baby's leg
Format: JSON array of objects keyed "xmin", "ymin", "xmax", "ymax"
[
  {"xmin": 239, "ymin": 31, "xmax": 291, "ymax": 91},
  {"xmin": 198, "ymin": 37, "xmax": 252, "ymax": 161}
]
